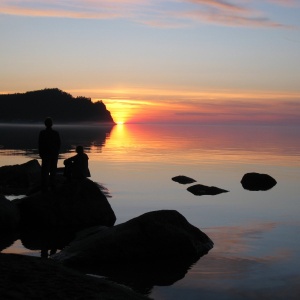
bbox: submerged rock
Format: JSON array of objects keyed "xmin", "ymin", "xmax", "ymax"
[
  {"xmin": 187, "ymin": 184, "xmax": 229, "ymax": 196},
  {"xmin": 172, "ymin": 175, "xmax": 197, "ymax": 184},
  {"xmin": 241, "ymin": 172, "xmax": 277, "ymax": 191},
  {"xmin": 52, "ymin": 210, "xmax": 214, "ymax": 267},
  {"xmin": 12, "ymin": 178, "xmax": 116, "ymax": 230},
  {"xmin": 0, "ymin": 253, "xmax": 150, "ymax": 300}
]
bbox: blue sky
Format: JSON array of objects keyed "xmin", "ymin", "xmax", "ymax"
[{"xmin": 0, "ymin": 0, "xmax": 299, "ymax": 124}]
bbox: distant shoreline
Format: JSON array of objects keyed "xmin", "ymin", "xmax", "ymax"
[
  {"xmin": 0, "ymin": 122, "xmax": 116, "ymax": 126},
  {"xmin": 0, "ymin": 88, "xmax": 116, "ymax": 125}
]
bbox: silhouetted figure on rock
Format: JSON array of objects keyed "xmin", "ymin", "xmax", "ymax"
[
  {"xmin": 38, "ymin": 117, "xmax": 61, "ymax": 192},
  {"xmin": 64, "ymin": 146, "xmax": 90, "ymax": 180}
]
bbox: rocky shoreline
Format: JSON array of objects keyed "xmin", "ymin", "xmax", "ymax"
[
  {"xmin": 0, "ymin": 160, "xmax": 277, "ymax": 298},
  {"xmin": 0, "ymin": 160, "xmax": 214, "ymax": 298}
]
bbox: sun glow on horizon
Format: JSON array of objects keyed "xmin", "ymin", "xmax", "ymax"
[{"xmin": 91, "ymin": 88, "xmax": 300, "ymax": 125}]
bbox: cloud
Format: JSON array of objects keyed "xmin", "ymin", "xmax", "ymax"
[
  {"xmin": 267, "ymin": 0, "xmax": 300, "ymax": 7},
  {"xmin": 179, "ymin": 10, "xmax": 291, "ymax": 29},
  {"xmin": 0, "ymin": 0, "xmax": 296, "ymax": 29},
  {"xmin": 186, "ymin": 0, "xmax": 249, "ymax": 13}
]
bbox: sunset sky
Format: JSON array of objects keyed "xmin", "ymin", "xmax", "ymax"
[{"xmin": 0, "ymin": 0, "xmax": 299, "ymax": 124}]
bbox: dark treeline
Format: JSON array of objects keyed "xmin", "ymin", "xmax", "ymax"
[{"xmin": 0, "ymin": 88, "xmax": 115, "ymax": 124}]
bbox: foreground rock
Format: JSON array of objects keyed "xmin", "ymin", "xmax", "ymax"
[
  {"xmin": 0, "ymin": 253, "xmax": 150, "ymax": 300},
  {"xmin": 12, "ymin": 178, "xmax": 116, "ymax": 230},
  {"xmin": 241, "ymin": 172, "xmax": 277, "ymax": 191},
  {"xmin": 0, "ymin": 159, "xmax": 41, "ymax": 195},
  {"xmin": 0, "ymin": 194, "xmax": 20, "ymax": 230},
  {"xmin": 52, "ymin": 210, "xmax": 214, "ymax": 267},
  {"xmin": 187, "ymin": 184, "xmax": 229, "ymax": 196},
  {"xmin": 172, "ymin": 175, "xmax": 197, "ymax": 184}
]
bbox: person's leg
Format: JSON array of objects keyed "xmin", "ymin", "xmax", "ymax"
[
  {"xmin": 41, "ymin": 158, "xmax": 50, "ymax": 192},
  {"xmin": 49, "ymin": 156, "xmax": 58, "ymax": 189}
]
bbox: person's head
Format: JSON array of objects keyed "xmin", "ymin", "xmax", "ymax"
[
  {"xmin": 76, "ymin": 145, "xmax": 84, "ymax": 154},
  {"xmin": 44, "ymin": 117, "xmax": 53, "ymax": 128}
]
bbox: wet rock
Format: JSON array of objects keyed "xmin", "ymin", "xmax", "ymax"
[
  {"xmin": 187, "ymin": 184, "xmax": 229, "ymax": 196},
  {"xmin": 0, "ymin": 253, "xmax": 150, "ymax": 300},
  {"xmin": 12, "ymin": 178, "xmax": 116, "ymax": 230},
  {"xmin": 0, "ymin": 194, "xmax": 20, "ymax": 230},
  {"xmin": 52, "ymin": 210, "xmax": 214, "ymax": 267},
  {"xmin": 172, "ymin": 175, "xmax": 197, "ymax": 184},
  {"xmin": 241, "ymin": 172, "xmax": 277, "ymax": 191},
  {"xmin": 0, "ymin": 159, "xmax": 41, "ymax": 195}
]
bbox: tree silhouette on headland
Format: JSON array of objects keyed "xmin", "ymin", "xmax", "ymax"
[{"xmin": 0, "ymin": 88, "xmax": 115, "ymax": 124}]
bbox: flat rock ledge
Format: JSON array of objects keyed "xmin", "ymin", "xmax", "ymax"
[{"xmin": 0, "ymin": 253, "xmax": 150, "ymax": 300}]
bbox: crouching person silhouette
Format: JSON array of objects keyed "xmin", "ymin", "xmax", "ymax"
[
  {"xmin": 64, "ymin": 146, "xmax": 91, "ymax": 180},
  {"xmin": 38, "ymin": 117, "xmax": 61, "ymax": 192}
]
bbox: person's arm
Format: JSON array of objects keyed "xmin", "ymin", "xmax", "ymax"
[{"xmin": 64, "ymin": 155, "xmax": 75, "ymax": 166}]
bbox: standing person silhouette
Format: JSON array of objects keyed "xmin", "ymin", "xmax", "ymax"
[{"xmin": 38, "ymin": 117, "xmax": 61, "ymax": 192}]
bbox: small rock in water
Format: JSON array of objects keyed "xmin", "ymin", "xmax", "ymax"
[
  {"xmin": 172, "ymin": 175, "xmax": 197, "ymax": 184},
  {"xmin": 187, "ymin": 184, "xmax": 229, "ymax": 196},
  {"xmin": 241, "ymin": 172, "xmax": 277, "ymax": 191}
]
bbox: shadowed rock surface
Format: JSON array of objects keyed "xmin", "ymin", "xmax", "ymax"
[
  {"xmin": 0, "ymin": 253, "xmax": 150, "ymax": 300},
  {"xmin": 52, "ymin": 210, "xmax": 213, "ymax": 267},
  {"xmin": 0, "ymin": 159, "xmax": 41, "ymax": 195},
  {"xmin": 66, "ymin": 254, "xmax": 201, "ymax": 296},
  {"xmin": 187, "ymin": 184, "xmax": 229, "ymax": 196},
  {"xmin": 172, "ymin": 175, "xmax": 197, "ymax": 184},
  {"xmin": 12, "ymin": 178, "xmax": 116, "ymax": 231},
  {"xmin": 241, "ymin": 172, "xmax": 277, "ymax": 191},
  {"xmin": 0, "ymin": 195, "xmax": 20, "ymax": 230}
]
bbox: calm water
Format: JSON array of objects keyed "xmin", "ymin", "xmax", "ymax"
[{"xmin": 1, "ymin": 123, "xmax": 300, "ymax": 299}]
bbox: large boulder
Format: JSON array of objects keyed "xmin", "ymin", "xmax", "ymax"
[
  {"xmin": 0, "ymin": 159, "xmax": 41, "ymax": 195},
  {"xmin": 52, "ymin": 210, "xmax": 214, "ymax": 267},
  {"xmin": 241, "ymin": 172, "xmax": 277, "ymax": 191},
  {"xmin": 0, "ymin": 253, "xmax": 150, "ymax": 300},
  {"xmin": 0, "ymin": 194, "xmax": 20, "ymax": 230},
  {"xmin": 12, "ymin": 178, "xmax": 116, "ymax": 230}
]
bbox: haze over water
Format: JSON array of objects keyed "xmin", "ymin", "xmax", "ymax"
[{"xmin": 1, "ymin": 123, "xmax": 300, "ymax": 299}]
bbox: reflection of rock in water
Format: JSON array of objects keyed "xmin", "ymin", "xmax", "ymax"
[
  {"xmin": 76, "ymin": 257, "xmax": 200, "ymax": 295},
  {"xmin": 0, "ymin": 124, "xmax": 114, "ymax": 156}
]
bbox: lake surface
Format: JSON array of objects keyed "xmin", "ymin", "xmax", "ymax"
[{"xmin": 1, "ymin": 123, "xmax": 300, "ymax": 299}]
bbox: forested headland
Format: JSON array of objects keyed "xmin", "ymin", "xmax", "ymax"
[{"xmin": 0, "ymin": 88, "xmax": 115, "ymax": 124}]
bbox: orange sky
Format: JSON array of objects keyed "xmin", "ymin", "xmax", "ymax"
[
  {"xmin": 68, "ymin": 87, "xmax": 300, "ymax": 125},
  {"xmin": 1, "ymin": 1, "xmax": 299, "ymax": 126}
]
